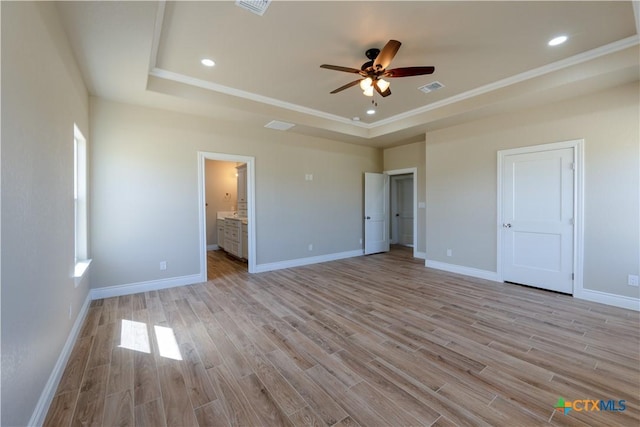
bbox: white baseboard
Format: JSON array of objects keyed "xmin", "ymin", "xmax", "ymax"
[
  {"xmin": 425, "ymin": 259, "xmax": 500, "ymax": 282},
  {"xmin": 31, "ymin": 253, "xmax": 636, "ymax": 427},
  {"xmin": 575, "ymin": 288, "xmax": 640, "ymax": 311},
  {"xmin": 31, "ymin": 274, "xmax": 202, "ymax": 423},
  {"xmin": 425, "ymin": 260, "xmax": 639, "ymax": 312},
  {"xmin": 254, "ymin": 250, "xmax": 363, "ymax": 273},
  {"xmin": 28, "ymin": 293, "xmax": 92, "ymax": 427},
  {"xmin": 207, "ymin": 244, "xmax": 219, "ymax": 251},
  {"xmin": 90, "ymin": 273, "xmax": 203, "ymax": 300},
  {"xmin": 414, "ymin": 251, "xmax": 426, "ymax": 260}
]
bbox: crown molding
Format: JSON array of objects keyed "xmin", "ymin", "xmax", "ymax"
[
  {"xmin": 371, "ymin": 35, "xmax": 640, "ymax": 129},
  {"xmin": 148, "ymin": 0, "xmax": 165, "ymax": 74},
  {"xmin": 634, "ymin": 1, "xmax": 640, "ymax": 36},
  {"xmin": 148, "ymin": 67, "xmax": 366, "ymax": 127},
  {"xmin": 148, "ymin": 2, "xmax": 639, "ymax": 138}
]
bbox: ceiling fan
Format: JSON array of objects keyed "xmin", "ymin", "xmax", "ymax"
[{"xmin": 320, "ymin": 39, "xmax": 435, "ymax": 98}]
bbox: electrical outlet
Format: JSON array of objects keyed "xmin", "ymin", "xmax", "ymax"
[
  {"xmin": 68, "ymin": 304, "xmax": 73, "ymax": 319},
  {"xmin": 628, "ymin": 274, "xmax": 639, "ymax": 287},
  {"xmin": 447, "ymin": 249, "xmax": 453, "ymax": 257},
  {"xmin": 160, "ymin": 261, "xmax": 167, "ymax": 271},
  {"xmin": 359, "ymin": 238, "xmax": 363, "ymax": 245},
  {"xmin": 308, "ymin": 244, "xmax": 313, "ymax": 251}
]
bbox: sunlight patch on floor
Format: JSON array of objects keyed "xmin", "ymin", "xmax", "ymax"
[{"xmin": 118, "ymin": 319, "xmax": 182, "ymax": 360}]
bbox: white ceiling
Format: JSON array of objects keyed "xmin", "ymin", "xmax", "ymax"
[{"xmin": 56, "ymin": 1, "xmax": 640, "ymax": 147}]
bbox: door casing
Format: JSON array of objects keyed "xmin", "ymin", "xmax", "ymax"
[
  {"xmin": 198, "ymin": 151, "xmax": 256, "ymax": 277},
  {"xmin": 385, "ymin": 168, "xmax": 419, "ymax": 258},
  {"xmin": 390, "ymin": 174, "xmax": 415, "ymax": 246},
  {"xmin": 497, "ymin": 140, "xmax": 584, "ymax": 295}
]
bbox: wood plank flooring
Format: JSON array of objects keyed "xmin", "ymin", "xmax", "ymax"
[{"xmin": 45, "ymin": 247, "xmax": 640, "ymax": 426}]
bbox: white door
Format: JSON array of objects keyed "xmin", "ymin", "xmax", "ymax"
[
  {"xmin": 364, "ymin": 172, "xmax": 390, "ymax": 255},
  {"xmin": 501, "ymin": 147, "xmax": 574, "ymax": 293}
]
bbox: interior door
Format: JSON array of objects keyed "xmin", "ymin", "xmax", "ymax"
[
  {"xmin": 364, "ymin": 172, "xmax": 390, "ymax": 255},
  {"xmin": 501, "ymin": 147, "xmax": 574, "ymax": 293}
]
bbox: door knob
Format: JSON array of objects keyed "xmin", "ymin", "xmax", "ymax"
[
  {"xmin": 503, "ymin": 223, "xmax": 512, "ymax": 228},
  {"xmin": 366, "ymin": 216, "xmax": 371, "ymax": 220}
]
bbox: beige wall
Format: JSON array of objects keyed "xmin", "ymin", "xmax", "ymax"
[
  {"xmin": 2, "ymin": 6, "xmax": 636, "ymax": 424},
  {"xmin": 425, "ymin": 81, "xmax": 639, "ymax": 299},
  {"xmin": 1, "ymin": 2, "xmax": 90, "ymax": 425},
  {"xmin": 205, "ymin": 160, "xmax": 238, "ymax": 246},
  {"xmin": 383, "ymin": 140, "xmax": 427, "ymax": 255},
  {"xmin": 90, "ymin": 98, "xmax": 381, "ymax": 288}
]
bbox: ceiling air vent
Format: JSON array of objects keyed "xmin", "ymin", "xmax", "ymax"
[
  {"xmin": 235, "ymin": 0, "xmax": 271, "ymax": 16},
  {"xmin": 418, "ymin": 81, "xmax": 445, "ymax": 94},
  {"xmin": 264, "ymin": 120, "xmax": 295, "ymax": 131}
]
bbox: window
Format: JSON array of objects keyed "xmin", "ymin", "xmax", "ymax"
[{"xmin": 74, "ymin": 124, "xmax": 90, "ymax": 281}]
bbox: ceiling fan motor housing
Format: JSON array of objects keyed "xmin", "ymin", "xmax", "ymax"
[
  {"xmin": 362, "ymin": 48, "xmax": 380, "ymax": 71},
  {"xmin": 365, "ymin": 48, "xmax": 380, "ymax": 60}
]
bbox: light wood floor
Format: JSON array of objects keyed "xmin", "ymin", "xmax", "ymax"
[{"xmin": 45, "ymin": 247, "xmax": 639, "ymax": 426}]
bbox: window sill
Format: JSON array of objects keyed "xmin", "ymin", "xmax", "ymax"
[{"xmin": 74, "ymin": 259, "xmax": 92, "ymax": 288}]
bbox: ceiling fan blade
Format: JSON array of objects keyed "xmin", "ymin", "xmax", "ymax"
[
  {"xmin": 330, "ymin": 79, "xmax": 362, "ymax": 94},
  {"xmin": 384, "ymin": 66, "xmax": 435, "ymax": 78},
  {"xmin": 320, "ymin": 64, "xmax": 363, "ymax": 74},
  {"xmin": 373, "ymin": 40, "xmax": 401, "ymax": 70},
  {"xmin": 374, "ymin": 81, "xmax": 392, "ymax": 97}
]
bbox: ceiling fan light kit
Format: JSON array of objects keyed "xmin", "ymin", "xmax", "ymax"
[
  {"xmin": 320, "ymin": 39, "xmax": 435, "ymax": 99},
  {"xmin": 377, "ymin": 78, "xmax": 390, "ymax": 92},
  {"xmin": 359, "ymin": 77, "xmax": 373, "ymax": 91}
]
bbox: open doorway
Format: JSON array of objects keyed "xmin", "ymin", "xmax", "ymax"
[
  {"xmin": 203, "ymin": 159, "xmax": 246, "ymax": 278},
  {"xmin": 390, "ymin": 173, "xmax": 414, "ymax": 247},
  {"xmin": 385, "ymin": 168, "xmax": 418, "ymax": 258},
  {"xmin": 197, "ymin": 152, "xmax": 256, "ymax": 281},
  {"xmin": 364, "ymin": 168, "xmax": 418, "ymax": 258}
]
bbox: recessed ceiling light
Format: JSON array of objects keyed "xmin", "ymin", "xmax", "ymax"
[
  {"xmin": 548, "ymin": 35, "xmax": 567, "ymax": 46},
  {"xmin": 201, "ymin": 58, "xmax": 216, "ymax": 67},
  {"xmin": 366, "ymin": 109, "xmax": 376, "ymax": 115}
]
